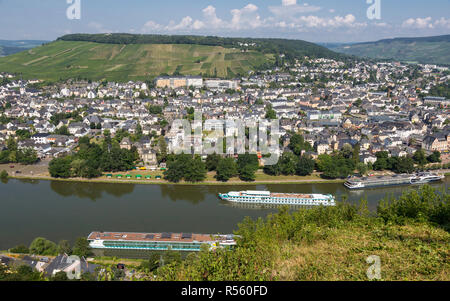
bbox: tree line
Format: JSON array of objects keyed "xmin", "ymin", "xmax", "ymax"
[
  {"xmin": 48, "ymin": 135, "xmax": 139, "ymax": 179},
  {"xmin": 58, "ymin": 34, "xmax": 347, "ymax": 62},
  {"xmin": 0, "ymin": 137, "xmax": 38, "ymax": 165}
]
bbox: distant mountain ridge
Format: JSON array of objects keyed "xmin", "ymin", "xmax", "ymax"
[
  {"xmin": 329, "ymin": 34, "xmax": 450, "ymax": 66},
  {"xmin": 0, "ymin": 40, "xmax": 48, "ymax": 57}
]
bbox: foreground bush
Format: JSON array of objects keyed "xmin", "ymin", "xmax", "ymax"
[{"xmin": 153, "ymin": 186, "xmax": 449, "ymax": 281}]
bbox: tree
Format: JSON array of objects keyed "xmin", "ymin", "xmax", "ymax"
[
  {"xmin": 373, "ymin": 151, "xmax": 389, "ymax": 171},
  {"xmin": 352, "ymin": 144, "xmax": 360, "ymax": 165},
  {"xmin": 157, "ymin": 136, "xmax": 168, "ymax": 163},
  {"xmin": 184, "ymin": 157, "xmax": 207, "ymax": 183},
  {"xmin": 265, "ymin": 108, "xmax": 277, "ymax": 120},
  {"xmin": 206, "ymin": 153, "xmax": 221, "ymax": 171},
  {"xmin": 237, "ymin": 154, "xmax": 259, "ymax": 171},
  {"xmin": 72, "ymin": 237, "xmax": 92, "ymax": 258},
  {"xmin": 29, "ymin": 237, "xmax": 58, "ymax": 256},
  {"xmin": 296, "ymin": 156, "xmax": 315, "ymax": 176},
  {"xmin": 413, "ymin": 149, "xmax": 428, "ymax": 166},
  {"xmin": 0, "ymin": 170, "xmax": 8, "ymax": 180},
  {"xmin": 263, "ymin": 161, "xmax": 282, "ymax": 176},
  {"xmin": 164, "ymin": 157, "xmax": 187, "ymax": 183},
  {"xmin": 54, "ymin": 125, "xmax": 70, "ymax": 136},
  {"xmin": 17, "ymin": 148, "xmax": 38, "ymax": 165},
  {"xmin": 341, "ymin": 144, "xmax": 353, "ymax": 159},
  {"xmin": 239, "ymin": 165, "xmax": 257, "ymax": 182},
  {"xmin": 52, "ymin": 271, "xmax": 69, "ymax": 281},
  {"xmin": 394, "ymin": 157, "xmax": 415, "ymax": 174},
  {"xmin": 49, "ymin": 157, "xmax": 73, "ymax": 178},
  {"xmin": 356, "ymin": 163, "xmax": 368, "ymax": 176},
  {"xmin": 148, "ymin": 105, "xmax": 163, "ymax": 115},
  {"xmin": 216, "ymin": 158, "xmax": 238, "ymax": 182},
  {"xmin": 237, "ymin": 154, "xmax": 259, "ymax": 182},
  {"xmin": 280, "ymin": 152, "xmax": 298, "ymax": 175},
  {"xmin": 9, "ymin": 245, "xmax": 29, "ymax": 254},
  {"xmin": 58, "ymin": 240, "xmax": 72, "ymax": 255},
  {"xmin": 288, "ymin": 134, "xmax": 313, "ymax": 155},
  {"xmin": 427, "ymin": 151, "xmax": 441, "ymax": 163}
]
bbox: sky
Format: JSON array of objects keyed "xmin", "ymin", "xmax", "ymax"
[{"xmin": 0, "ymin": 0, "xmax": 449, "ymax": 43}]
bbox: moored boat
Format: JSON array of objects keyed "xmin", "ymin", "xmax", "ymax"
[
  {"xmin": 344, "ymin": 172, "xmax": 444, "ymax": 190},
  {"xmin": 218, "ymin": 190, "xmax": 335, "ymax": 206}
]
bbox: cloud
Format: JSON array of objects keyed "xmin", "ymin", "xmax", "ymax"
[
  {"xmin": 433, "ymin": 17, "xmax": 450, "ymax": 29},
  {"xmin": 202, "ymin": 5, "xmax": 225, "ymax": 29},
  {"xmin": 168, "ymin": 16, "xmax": 195, "ymax": 31},
  {"xmin": 287, "ymin": 14, "xmax": 366, "ymax": 30},
  {"xmin": 402, "ymin": 17, "xmax": 434, "ymax": 29},
  {"xmin": 230, "ymin": 4, "xmax": 262, "ymax": 30},
  {"xmin": 139, "ymin": 3, "xmax": 366, "ymax": 35},
  {"xmin": 269, "ymin": 1, "xmax": 321, "ymax": 17},
  {"xmin": 402, "ymin": 17, "xmax": 450, "ymax": 30},
  {"xmin": 141, "ymin": 20, "xmax": 163, "ymax": 33},
  {"xmin": 373, "ymin": 22, "xmax": 390, "ymax": 28},
  {"xmin": 282, "ymin": 0, "xmax": 297, "ymax": 6},
  {"xmin": 88, "ymin": 22, "xmax": 113, "ymax": 33}
]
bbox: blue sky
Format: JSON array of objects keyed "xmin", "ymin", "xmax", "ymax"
[{"xmin": 0, "ymin": 0, "xmax": 449, "ymax": 42}]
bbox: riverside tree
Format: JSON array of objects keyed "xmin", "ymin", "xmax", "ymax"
[{"xmin": 216, "ymin": 157, "xmax": 238, "ymax": 182}]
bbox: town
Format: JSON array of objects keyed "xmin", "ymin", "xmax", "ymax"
[{"xmin": 0, "ymin": 56, "xmax": 448, "ymax": 183}]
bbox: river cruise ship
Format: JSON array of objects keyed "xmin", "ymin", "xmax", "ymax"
[
  {"xmin": 87, "ymin": 232, "xmax": 236, "ymax": 252},
  {"xmin": 218, "ymin": 190, "xmax": 336, "ymax": 206},
  {"xmin": 344, "ymin": 172, "xmax": 444, "ymax": 190}
]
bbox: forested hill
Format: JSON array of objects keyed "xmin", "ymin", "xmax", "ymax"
[
  {"xmin": 330, "ymin": 34, "xmax": 450, "ymax": 66},
  {"xmin": 57, "ymin": 33, "xmax": 347, "ymax": 61}
]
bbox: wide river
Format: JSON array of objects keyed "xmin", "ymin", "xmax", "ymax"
[{"xmin": 0, "ymin": 178, "xmax": 448, "ymax": 250}]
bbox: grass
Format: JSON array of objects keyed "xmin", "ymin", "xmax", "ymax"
[
  {"xmin": 273, "ymin": 222, "xmax": 449, "ymax": 281},
  {"xmin": 89, "ymin": 256, "xmax": 146, "ymax": 268},
  {"xmin": 154, "ymin": 188, "xmax": 450, "ymax": 281},
  {"xmin": 0, "ymin": 41, "xmax": 275, "ymax": 81}
]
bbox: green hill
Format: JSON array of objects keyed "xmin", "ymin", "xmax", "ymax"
[
  {"xmin": 330, "ymin": 35, "xmax": 450, "ymax": 66},
  {"xmin": 0, "ymin": 34, "xmax": 345, "ymax": 81}
]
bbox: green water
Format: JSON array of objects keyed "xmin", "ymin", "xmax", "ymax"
[{"xmin": 0, "ymin": 178, "xmax": 448, "ymax": 250}]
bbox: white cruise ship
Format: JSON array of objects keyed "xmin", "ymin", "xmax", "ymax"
[
  {"xmin": 344, "ymin": 172, "xmax": 444, "ymax": 190},
  {"xmin": 218, "ymin": 190, "xmax": 336, "ymax": 206}
]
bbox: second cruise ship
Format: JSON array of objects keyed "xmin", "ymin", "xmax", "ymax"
[{"xmin": 218, "ymin": 190, "xmax": 336, "ymax": 206}]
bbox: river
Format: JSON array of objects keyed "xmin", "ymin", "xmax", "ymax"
[{"xmin": 0, "ymin": 178, "xmax": 448, "ymax": 250}]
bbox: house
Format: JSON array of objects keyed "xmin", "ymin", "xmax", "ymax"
[
  {"xmin": 316, "ymin": 141, "xmax": 331, "ymax": 155},
  {"xmin": 31, "ymin": 133, "xmax": 51, "ymax": 144},
  {"xmin": 422, "ymin": 134, "xmax": 448, "ymax": 152},
  {"xmin": 120, "ymin": 137, "xmax": 132, "ymax": 150},
  {"xmin": 44, "ymin": 254, "xmax": 97, "ymax": 277},
  {"xmin": 140, "ymin": 149, "xmax": 157, "ymax": 166}
]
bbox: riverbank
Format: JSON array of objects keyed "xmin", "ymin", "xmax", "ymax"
[
  {"xmin": 3, "ymin": 162, "xmax": 449, "ymax": 186},
  {"xmin": 8, "ymin": 173, "xmax": 346, "ymax": 186}
]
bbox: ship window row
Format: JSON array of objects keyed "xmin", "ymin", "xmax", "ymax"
[
  {"xmin": 103, "ymin": 241, "xmax": 206, "ymax": 249},
  {"xmin": 234, "ymin": 196, "xmax": 325, "ymax": 201},
  {"xmin": 231, "ymin": 198, "xmax": 327, "ymax": 204}
]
